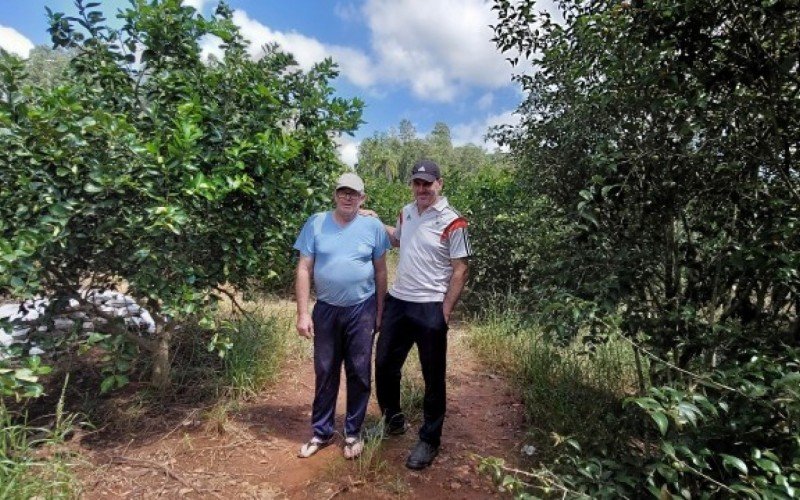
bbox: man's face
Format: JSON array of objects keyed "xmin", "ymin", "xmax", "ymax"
[
  {"xmin": 334, "ymin": 187, "xmax": 365, "ymax": 217},
  {"xmin": 411, "ymin": 178, "xmax": 443, "ymax": 211}
]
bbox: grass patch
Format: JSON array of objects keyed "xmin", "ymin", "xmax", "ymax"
[
  {"xmin": 170, "ymin": 297, "xmax": 300, "ymax": 402},
  {"xmin": 323, "ymin": 415, "xmax": 410, "ymax": 498},
  {"xmin": 399, "ymin": 346, "xmax": 425, "ymax": 423},
  {"xmin": 352, "ymin": 415, "xmax": 389, "ymax": 479},
  {"xmin": 468, "ymin": 309, "xmax": 640, "ymax": 455},
  {"xmin": 0, "ymin": 379, "xmax": 82, "ymax": 499},
  {"xmin": 219, "ymin": 314, "xmax": 289, "ymax": 399}
]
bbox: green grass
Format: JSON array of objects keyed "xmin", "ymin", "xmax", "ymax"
[
  {"xmin": 468, "ymin": 309, "xmax": 641, "ymax": 454},
  {"xmin": 324, "ymin": 415, "xmax": 410, "ymax": 497},
  {"xmin": 399, "ymin": 346, "xmax": 425, "ymax": 422},
  {"xmin": 220, "ymin": 314, "xmax": 291, "ymax": 399},
  {"xmin": 352, "ymin": 416, "xmax": 389, "ymax": 479},
  {"xmin": 0, "ymin": 379, "xmax": 81, "ymax": 499},
  {"xmin": 170, "ymin": 298, "xmax": 300, "ymax": 401}
]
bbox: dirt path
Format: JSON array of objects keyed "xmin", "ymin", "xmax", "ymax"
[{"xmin": 71, "ymin": 325, "xmax": 525, "ymax": 499}]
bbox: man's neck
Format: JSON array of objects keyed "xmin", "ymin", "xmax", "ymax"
[{"xmin": 333, "ymin": 210, "xmax": 357, "ymax": 226}]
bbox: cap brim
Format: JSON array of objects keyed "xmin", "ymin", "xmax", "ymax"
[
  {"xmin": 336, "ymin": 183, "xmax": 364, "ymax": 193},
  {"xmin": 410, "ymin": 173, "xmax": 438, "ymax": 183}
]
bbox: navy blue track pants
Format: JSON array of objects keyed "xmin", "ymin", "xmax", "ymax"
[{"xmin": 311, "ymin": 295, "xmax": 376, "ymax": 439}]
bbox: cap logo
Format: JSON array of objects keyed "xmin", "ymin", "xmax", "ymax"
[{"xmin": 418, "ymin": 166, "xmax": 426, "ymax": 171}]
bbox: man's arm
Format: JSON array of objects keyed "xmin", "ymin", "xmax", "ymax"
[
  {"xmin": 295, "ymin": 255, "xmax": 315, "ymax": 338},
  {"xmin": 384, "ymin": 224, "xmax": 400, "ymax": 247},
  {"xmin": 359, "ymin": 208, "xmax": 401, "ymax": 247},
  {"xmin": 442, "ymin": 258, "xmax": 469, "ymax": 324},
  {"xmin": 373, "ymin": 254, "xmax": 388, "ymax": 331}
]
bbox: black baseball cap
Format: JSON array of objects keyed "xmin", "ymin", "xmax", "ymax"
[{"xmin": 410, "ymin": 160, "xmax": 441, "ymax": 183}]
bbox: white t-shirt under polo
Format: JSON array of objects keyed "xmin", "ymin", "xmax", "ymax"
[{"xmin": 390, "ymin": 197, "xmax": 472, "ymax": 303}]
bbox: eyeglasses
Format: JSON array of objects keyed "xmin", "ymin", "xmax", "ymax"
[{"xmin": 336, "ymin": 190, "xmax": 361, "ymax": 200}]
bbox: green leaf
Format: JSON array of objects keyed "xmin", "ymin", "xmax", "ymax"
[
  {"xmin": 754, "ymin": 458, "xmax": 780, "ymax": 474},
  {"xmin": 23, "ymin": 384, "xmax": 44, "ymax": 398},
  {"xmin": 84, "ymin": 182, "xmax": 103, "ymax": 194},
  {"xmin": 14, "ymin": 368, "xmax": 38, "ymax": 383},
  {"xmin": 651, "ymin": 411, "xmax": 669, "ymax": 435},
  {"xmin": 721, "ymin": 454, "xmax": 748, "ymax": 475},
  {"xmin": 100, "ymin": 375, "xmax": 116, "ymax": 394}
]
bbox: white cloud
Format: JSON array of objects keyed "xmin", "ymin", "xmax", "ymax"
[
  {"xmin": 181, "ymin": 0, "xmax": 209, "ymax": 13},
  {"xmin": 363, "ymin": 0, "xmax": 512, "ymax": 102},
  {"xmin": 197, "ymin": 2, "xmax": 524, "ymax": 104},
  {"xmin": 334, "ymin": 2, "xmax": 361, "ymax": 23},
  {"xmin": 335, "ymin": 135, "xmax": 360, "ymax": 167},
  {"xmin": 477, "ymin": 92, "xmax": 494, "ymax": 111},
  {"xmin": 195, "ymin": 9, "xmax": 377, "ymax": 88},
  {"xmin": 232, "ymin": 10, "xmax": 377, "ymax": 87},
  {"xmin": 0, "ymin": 25, "xmax": 34, "ymax": 58},
  {"xmin": 198, "ymin": 34, "xmax": 224, "ymax": 62},
  {"xmin": 452, "ymin": 109, "xmax": 519, "ymax": 150}
]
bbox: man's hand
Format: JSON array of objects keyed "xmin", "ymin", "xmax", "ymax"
[
  {"xmin": 442, "ymin": 258, "xmax": 468, "ymax": 327},
  {"xmin": 442, "ymin": 304, "xmax": 452, "ymax": 325},
  {"xmin": 295, "ymin": 255, "xmax": 315, "ymax": 339},
  {"xmin": 359, "ymin": 208, "xmax": 378, "ymax": 217},
  {"xmin": 297, "ymin": 312, "xmax": 314, "ymax": 339}
]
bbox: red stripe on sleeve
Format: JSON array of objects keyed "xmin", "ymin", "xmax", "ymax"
[{"xmin": 441, "ymin": 217, "xmax": 468, "ymax": 241}]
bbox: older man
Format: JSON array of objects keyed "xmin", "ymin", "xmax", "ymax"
[
  {"xmin": 375, "ymin": 160, "xmax": 472, "ymax": 470},
  {"xmin": 294, "ymin": 172, "xmax": 390, "ymax": 460}
]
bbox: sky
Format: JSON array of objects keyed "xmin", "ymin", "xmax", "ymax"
[{"xmin": 0, "ymin": 0, "xmax": 544, "ymax": 166}]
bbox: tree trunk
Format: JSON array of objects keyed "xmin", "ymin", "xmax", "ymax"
[{"xmin": 150, "ymin": 324, "xmax": 173, "ymax": 390}]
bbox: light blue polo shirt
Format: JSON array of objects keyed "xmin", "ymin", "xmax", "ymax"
[{"xmin": 294, "ymin": 212, "xmax": 391, "ymax": 307}]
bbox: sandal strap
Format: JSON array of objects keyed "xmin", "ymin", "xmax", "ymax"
[{"xmin": 299, "ymin": 436, "xmax": 332, "ymax": 458}]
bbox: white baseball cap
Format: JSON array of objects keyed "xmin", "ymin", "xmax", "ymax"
[{"xmin": 335, "ymin": 172, "xmax": 365, "ymax": 193}]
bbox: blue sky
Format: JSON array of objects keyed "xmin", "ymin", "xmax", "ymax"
[{"xmin": 0, "ymin": 0, "xmax": 536, "ymax": 165}]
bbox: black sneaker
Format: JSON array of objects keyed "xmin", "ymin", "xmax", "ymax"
[
  {"xmin": 362, "ymin": 414, "xmax": 408, "ymax": 441},
  {"xmin": 405, "ymin": 440, "xmax": 439, "ymax": 470},
  {"xmin": 385, "ymin": 414, "xmax": 408, "ymax": 436}
]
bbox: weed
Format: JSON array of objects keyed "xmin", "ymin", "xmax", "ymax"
[
  {"xmin": 383, "ymin": 476, "xmax": 411, "ymax": 496},
  {"xmin": 399, "ymin": 346, "xmax": 425, "ymax": 422},
  {"xmin": 221, "ymin": 315, "xmax": 288, "ymax": 399},
  {"xmin": 352, "ymin": 428, "xmax": 388, "ymax": 480},
  {"xmin": 180, "ymin": 432, "xmax": 194, "ymax": 452},
  {"xmin": 0, "ymin": 377, "xmax": 81, "ymax": 499},
  {"xmin": 169, "ymin": 298, "xmax": 299, "ymax": 402},
  {"xmin": 203, "ymin": 402, "xmax": 230, "ymax": 435},
  {"xmin": 468, "ymin": 311, "xmax": 640, "ymax": 457}
]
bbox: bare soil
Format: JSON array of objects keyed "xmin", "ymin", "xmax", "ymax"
[{"xmin": 67, "ymin": 325, "xmax": 525, "ymax": 499}]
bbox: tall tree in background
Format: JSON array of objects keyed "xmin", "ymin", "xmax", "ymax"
[
  {"xmin": 427, "ymin": 121, "xmax": 453, "ymax": 162},
  {"xmin": 21, "ymin": 45, "xmax": 74, "ymax": 89},
  {"xmin": 358, "ymin": 119, "xmax": 496, "ymax": 180},
  {"xmin": 493, "ymin": 0, "xmax": 799, "ymax": 374}
]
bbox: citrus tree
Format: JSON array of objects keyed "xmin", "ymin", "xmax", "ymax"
[
  {"xmin": 492, "ymin": 0, "xmax": 799, "ymax": 496},
  {"xmin": 0, "ymin": 0, "xmax": 362, "ymax": 390}
]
